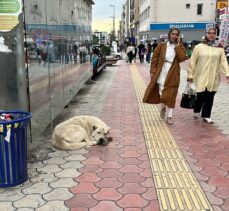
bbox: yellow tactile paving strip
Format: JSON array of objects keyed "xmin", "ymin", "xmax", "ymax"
[{"xmin": 130, "ymin": 64, "xmax": 213, "ymax": 211}]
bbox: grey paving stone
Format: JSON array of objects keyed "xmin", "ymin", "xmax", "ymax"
[
  {"xmin": 60, "ymin": 161, "xmax": 84, "ymax": 169},
  {"xmin": 48, "ymin": 150, "xmax": 70, "ymax": 157},
  {"xmin": 22, "ymin": 183, "xmax": 52, "ymax": 195},
  {"xmin": 28, "ymin": 162, "xmax": 45, "ymax": 169},
  {"xmin": 43, "ymin": 188, "xmax": 74, "ymax": 201},
  {"xmin": 10, "ymin": 180, "xmax": 33, "ymax": 191},
  {"xmin": 0, "ymin": 202, "xmax": 15, "ymax": 211},
  {"xmin": 37, "ymin": 165, "xmax": 62, "ymax": 174},
  {"xmin": 50, "ymin": 178, "xmax": 77, "ymax": 188},
  {"xmin": 43, "ymin": 157, "xmax": 66, "ymax": 165},
  {"xmin": 0, "ymin": 188, "xmax": 6, "ymax": 194},
  {"xmin": 28, "ymin": 169, "xmax": 40, "ymax": 178},
  {"xmin": 64, "ymin": 154, "xmax": 87, "ymax": 161},
  {"xmin": 13, "ymin": 194, "xmax": 45, "ymax": 209},
  {"xmin": 17, "ymin": 208, "xmax": 34, "ymax": 211},
  {"xmin": 0, "ymin": 189, "xmax": 25, "ymax": 202},
  {"xmin": 36, "ymin": 201, "xmax": 69, "ymax": 211},
  {"xmin": 55, "ymin": 169, "xmax": 80, "ymax": 178},
  {"xmin": 29, "ymin": 173, "xmax": 58, "ymax": 183},
  {"xmin": 68, "ymin": 148, "xmax": 88, "ymax": 155}
]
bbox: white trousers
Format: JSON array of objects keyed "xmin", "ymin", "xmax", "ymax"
[
  {"xmin": 160, "ymin": 103, "xmax": 173, "ymax": 118},
  {"xmin": 158, "ymin": 84, "xmax": 174, "ymax": 118}
]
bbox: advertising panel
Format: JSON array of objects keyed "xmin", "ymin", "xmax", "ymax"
[
  {"xmin": 218, "ymin": 14, "xmax": 229, "ymax": 47},
  {"xmin": 0, "ymin": 0, "xmax": 22, "ymax": 32}
]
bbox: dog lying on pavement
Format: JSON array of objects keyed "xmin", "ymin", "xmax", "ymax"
[{"xmin": 52, "ymin": 116, "xmax": 112, "ymax": 150}]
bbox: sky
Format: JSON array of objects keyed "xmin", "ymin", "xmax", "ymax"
[{"xmin": 92, "ymin": 0, "xmax": 125, "ymax": 33}]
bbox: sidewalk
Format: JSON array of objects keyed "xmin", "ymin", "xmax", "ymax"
[{"xmin": 0, "ymin": 59, "xmax": 228, "ymax": 211}]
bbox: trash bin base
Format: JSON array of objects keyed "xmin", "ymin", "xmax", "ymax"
[{"xmin": 0, "ymin": 176, "xmax": 28, "ymax": 188}]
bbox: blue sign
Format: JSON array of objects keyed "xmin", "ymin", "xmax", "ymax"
[{"xmin": 150, "ymin": 23, "xmax": 214, "ymax": 31}]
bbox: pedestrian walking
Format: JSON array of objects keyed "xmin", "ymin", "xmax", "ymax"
[
  {"xmin": 138, "ymin": 41, "xmax": 145, "ymax": 63},
  {"xmin": 126, "ymin": 43, "xmax": 135, "ymax": 63},
  {"xmin": 91, "ymin": 48, "xmax": 99, "ymax": 80},
  {"xmin": 133, "ymin": 44, "xmax": 137, "ymax": 63},
  {"xmin": 143, "ymin": 27, "xmax": 187, "ymax": 125},
  {"xmin": 39, "ymin": 41, "xmax": 48, "ymax": 66},
  {"xmin": 187, "ymin": 27, "xmax": 229, "ymax": 124},
  {"xmin": 146, "ymin": 41, "xmax": 152, "ymax": 63},
  {"xmin": 152, "ymin": 40, "xmax": 158, "ymax": 52}
]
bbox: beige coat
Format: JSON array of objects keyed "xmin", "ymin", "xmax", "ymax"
[
  {"xmin": 188, "ymin": 43, "xmax": 229, "ymax": 92},
  {"xmin": 143, "ymin": 42, "xmax": 187, "ymax": 108}
]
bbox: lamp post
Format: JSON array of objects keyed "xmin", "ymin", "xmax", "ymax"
[{"xmin": 109, "ymin": 4, "xmax": 115, "ymax": 41}]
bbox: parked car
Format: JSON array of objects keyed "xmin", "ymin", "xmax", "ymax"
[{"xmin": 111, "ymin": 52, "xmax": 122, "ymax": 60}]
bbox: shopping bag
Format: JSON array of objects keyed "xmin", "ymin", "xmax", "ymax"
[{"xmin": 180, "ymin": 83, "xmax": 196, "ymax": 109}]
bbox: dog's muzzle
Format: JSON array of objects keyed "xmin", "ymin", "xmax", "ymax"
[{"xmin": 97, "ymin": 138, "xmax": 108, "ymax": 146}]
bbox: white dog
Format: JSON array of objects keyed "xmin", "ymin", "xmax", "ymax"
[{"xmin": 52, "ymin": 116, "xmax": 111, "ymax": 150}]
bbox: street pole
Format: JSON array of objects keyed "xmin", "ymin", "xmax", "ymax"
[{"xmin": 109, "ymin": 5, "xmax": 115, "ymax": 41}]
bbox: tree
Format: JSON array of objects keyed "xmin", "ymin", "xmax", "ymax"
[{"xmin": 92, "ymin": 35, "xmax": 99, "ymax": 44}]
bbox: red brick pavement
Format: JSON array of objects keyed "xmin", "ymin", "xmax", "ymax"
[
  {"xmin": 65, "ymin": 60, "xmax": 229, "ymax": 210},
  {"xmin": 138, "ymin": 61, "xmax": 229, "ymax": 211},
  {"xmin": 65, "ymin": 61, "xmax": 160, "ymax": 210}
]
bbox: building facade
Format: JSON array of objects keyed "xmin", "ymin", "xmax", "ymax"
[
  {"xmin": 120, "ymin": 0, "xmax": 216, "ymax": 44},
  {"xmin": 93, "ymin": 31, "xmax": 109, "ymax": 44},
  {"xmin": 141, "ymin": 0, "xmax": 216, "ymax": 42}
]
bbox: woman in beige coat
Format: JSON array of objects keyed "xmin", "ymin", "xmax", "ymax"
[
  {"xmin": 187, "ymin": 27, "xmax": 229, "ymax": 124},
  {"xmin": 143, "ymin": 27, "xmax": 187, "ymax": 125}
]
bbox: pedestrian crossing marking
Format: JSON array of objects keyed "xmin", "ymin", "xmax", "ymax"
[{"xmin": 130, "ymin": 64, "xmax": 213, "ymax": 211}]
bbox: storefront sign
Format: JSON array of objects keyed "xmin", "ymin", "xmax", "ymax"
[
  {"xmin": 150, "ymin": 22, "xmax": 214, "ymax": 31},
  {"xmin": 0, "ymin": 0, "xmax": 22, "ymax": 32},
  {"xmin": 217, "ymin": 0, "xmax": 228, "ymax": 9}
]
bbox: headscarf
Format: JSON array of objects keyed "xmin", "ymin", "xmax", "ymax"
[
  {"xmin": 202, "ymin": 27, "xmax": 217, "ymax": 46},
  {"xmin": 168, "ymin": 27, "xmax": 180, "ymax": 44}
]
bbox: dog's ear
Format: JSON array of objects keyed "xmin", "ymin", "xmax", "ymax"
[
  {"xmin": 105, "ymin": 127, "xmax": 111, "ymax": 134},
  {"xmin": 93, "ymin": 126, "xmax": 97, "ymax": 131}
]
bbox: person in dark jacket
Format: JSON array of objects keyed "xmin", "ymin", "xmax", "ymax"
[
  {"xmin": 138, "ymin": 41, "xmax": 145, "ymax": 63},
  {"xmin": 146, "ymin": 41, "xmax": 152, "ymax": 63}
]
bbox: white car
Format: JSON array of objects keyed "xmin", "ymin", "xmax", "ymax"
[{"xmin": 111, "ymin": 52, "xmax": 122, "ymax": 60}]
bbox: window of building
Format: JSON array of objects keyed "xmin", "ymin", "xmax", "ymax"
[
  {"xmin": 197, "ymin": 4, "xmax": 203, "ymax": 15},
  {"xmin": 186, "ymin": 4, "xmax": 190, "ymax": 9}
]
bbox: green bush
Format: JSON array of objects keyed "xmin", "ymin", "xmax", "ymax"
[{"xmin": 100, "ymin": 45, "xmax": 111, "ymax": 56}]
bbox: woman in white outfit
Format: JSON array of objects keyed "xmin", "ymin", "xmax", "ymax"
[{"xmin": 143, "ymin": 27, "xmax": 187, "ymax": 125}]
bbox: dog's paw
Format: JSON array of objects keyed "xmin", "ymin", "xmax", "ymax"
[{"xmin": 92, "ymin": 141, "xmax": 97, "ymax": 145}]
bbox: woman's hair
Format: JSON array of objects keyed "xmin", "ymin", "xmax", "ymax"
[
  {"xmin": 202, "ymin": 27, "xmax": 217, "ymax": 44},
  {"xmin": 168, "ymin": 27, "xmax": 180, "ymax": 41}
]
